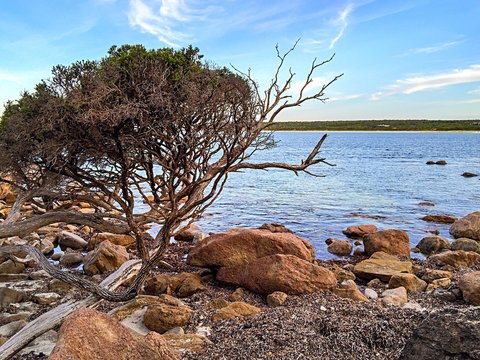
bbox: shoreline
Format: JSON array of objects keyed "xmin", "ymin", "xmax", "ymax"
[{"xmin": 269, "ymin": 130, "xmax": 480, "ymax": 133}]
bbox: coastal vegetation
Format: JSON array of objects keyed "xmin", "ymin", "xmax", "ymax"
[{"xmin": 268, "ymin": 119, "xmax": 480, "ymax": 132}]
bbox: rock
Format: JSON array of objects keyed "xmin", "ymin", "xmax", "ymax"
[
  {"xmin": 364, "ymin": 288, "xmax": 378, "ymax": 300},
  {"xmin": 0, "ymin": 259, "xmax": 25, "ymax": 274},
  {"xmin": 415, "ymin": 236, "xmax": 450, "ymax": 255},
  {"xmin": 88, "ymin": 232, "xmax": 136, "ymax": 250},
  {"xmin": 421, "ymin": 269, "xmax": 452, "ymax": 283},
  {"xmin": 333, "ymin": 280, "xmax": 369, "ymax": 302},
  {"xmin": 143, "ymin": 272, "xmax": 205, "ymax": 298},
  {"xmin": 428, "ymin": 250, "xmax": 480, "ymax": 268},
  {"xmin": 195, "ymin": 326, "xmax": 211, "ymax": 338},
  {"xmin": 29, "ymin": 269, "xmax": 51, "ymax": 280},
  {"xmin": 0, "ymin": 320, "xmax": 26, "ymax": 340},
  {"xmin": 353, "ymin": 252, "xmax": 412, "ymax": 282},
  {"xmin": 50, "ymin": 253, "xmax": 62, "ymax": 261},
  {"xmin": 57, "ymin": 230, "xmax": 88, "ymax": 250},
  {"xmin": 120, "ymin": 308, "xmax": 150, "ymax": 336},
  {"xmin": 435, "ymin": 160, "xmax": 447, "ymax": 165},
  {"xmin": 49, "ymin": 308, "xmax": 178, "ymax": 360},
  {"xmin": 327, "ymin": 239, "xmax": 353, "ymax": 257},
  {"xmin": 110, "ymin": 295, "xmax": 165, "ymax": 321},
  {"xmin": 33, "ymin": 292, "xmax": 61, "ymax": 305},
  {"xmin": 0, "ymin": 287, "xmax": 25, "ymax": 307},
  {"xmin": 458, "ymin": 271, "xmax": 480, "ymax": 305},
  {"xmin": 388, "ymin": 273, "xmax": 427, "ymax": 293},
  {"xmin": 187, "ymin": 228, "xmax": 315, "ymax": 268},
  {"xmin": 417, "ymin": 201, "xmax": 435, "ymax": 207},
  {"xmin": 333, "ymin": 266, "xmax": 356, "ymax": 282},
  {"xmin": 450, "ymin": 237, "xmax": 480, "ymax": 253},
  {"xmin": 83, "ymin": 240, "xmax": 129, "ymax": 276},
  {"xmin": 402, "ymin": 301, "xmax": 426, "ymax": 312},
  {"xmin": 39, "ymin": 239, "xmax": 54, "ymax": 255},
  {"xmin": 216, "ymin": 254, "xmax": 336, "ymax": 295},
  {"xmin": 421, "ymin": 215, "xmax": 456, "ymax": 224},
  {"xmin": 363, "ymin": 229, "xmax": 410, "ymax": 257},
  {"xmin": 18, "ymin": 329, "xmax": 58, "ymax": 357},
  {"xmin": 228, "ymin": 288, "xmax": 245, "ymax": 302},
  {"xmin": 143, "ymin": 297, "xmax": 193, "ymax": 334},
  {"xmin": 163, "ymin": 334, "xmax": 206, "ymax": 353},
  {"xmin": 207, "ymin": 298, "xmax": 230, "ymax": 310},
  {"xmin": 426, "ymin": 161, "xmax": 435, "ymax": 165},
  {"xmin": 450, "ymin": 211, "xmax": 480, "ymax": 240},
  {"xmin": 381, "ymin": 286, "xmax": 408, "ymax": 306},
  {"xmin": 399, "ymin": 308, "xmax": 480, "ymax": 360},
  {"xmin": 59, "ymin": 252, "xmax": 83, "ymax": 266},
  {"xmin": 174, "ymin": 224, "xmax": 204, "ymax": 242},
  {"xmin": 266, "ymin": 291, "xmax": 288, "ymax": 307},
  {"xmin": 212, "ymin": 301, "xmax": 261, "ymax": 321},
  {"xmin": 432, "ymin": 288, "xmax": 457, "ymax": 302},
  {"xmin": 426, "ymin": 278, "xmax": 451, "ymax": 292},
  {"xmin": 258, "ymin": 223, "xmax": 293, "ymax": 233},
  {"xmin": 462, "ymin": 172, "xmax": 478, "ymax": 177},
  {"xmin": 164, "ymin": 327, "xmax": 184, "ymax": 335},
  {"xmin": 0, "ymin": 274, "xmax": 29, "ymax": 282},
  {"xmin": 48, "ymin": 279, "xmax": 72, "ymax": 294},
  {"xmin": 0, "ymin": 312, "xmax": 32, "ymax": 326},
  {"xmin": 342, "ymin": 224, "xmax": 377, "ymax": 238}
]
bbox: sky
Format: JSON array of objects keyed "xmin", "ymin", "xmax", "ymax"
[{"xmin": 1, "ymin": 0, "xmax": 479, "ymax": 121}]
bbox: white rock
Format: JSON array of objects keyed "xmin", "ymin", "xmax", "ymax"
[
  {"xmin": 364, "ymin": 288, "xmax": 378, "ymax": 300},
  {"xmin": 33, "ymin": 292, "xmax": 61, "ymax": 305}
]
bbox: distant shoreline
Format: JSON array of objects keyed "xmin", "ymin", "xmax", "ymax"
[{"xmin": 267, "ymin": 120, "xmax": 480, "ymax": 132}]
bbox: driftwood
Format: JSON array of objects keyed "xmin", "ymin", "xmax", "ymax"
[{"xmin": 0, "ymin": 259, "xmax": 141, "ymax": 360}]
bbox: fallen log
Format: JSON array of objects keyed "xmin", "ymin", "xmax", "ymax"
[{"xmin": 0, "ymin": 259, "xmax": 141, "ymax": 360}]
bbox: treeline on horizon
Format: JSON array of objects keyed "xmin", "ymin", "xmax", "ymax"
[{"xmin": 267, "ymin": 120, "xmax": 480, "ymax": 131}]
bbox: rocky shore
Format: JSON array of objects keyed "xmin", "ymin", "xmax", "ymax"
[{"xmin": 1, "ymin": 183, "xmax": 480, "ymax": 359}]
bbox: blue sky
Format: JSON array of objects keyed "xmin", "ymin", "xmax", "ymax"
[{"xmin": 1, "ymin": 0, "xmax": 479, "ymax": 120}]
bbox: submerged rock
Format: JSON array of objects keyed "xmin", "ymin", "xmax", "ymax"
[{"xmin": 421, "ymin": 215, "xmax": 457, "ymax": 224}]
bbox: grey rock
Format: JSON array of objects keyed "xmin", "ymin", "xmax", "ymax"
[
  {"xmin": 58, "ymin": 231, "xmax": 88, "ymax": 250},
  {"xmin": 18, "ymin": 330, "xmax": 58, "ymax": 357},
  {"xmin": 0, "ymin": 287, "xmax": 25, "ymax": 307},
  {"xmin": 0, "ymin": 319, "xmax": 27, "ymax": 337}
]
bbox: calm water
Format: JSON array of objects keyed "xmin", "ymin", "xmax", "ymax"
[{"xmin": 194, "ymin": 132, "xmax": 480, "ymax": 259}]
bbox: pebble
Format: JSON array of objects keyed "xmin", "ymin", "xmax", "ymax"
[{"xmin": 364, "ymin": 288, "xmax": 378, "ymax": 300}]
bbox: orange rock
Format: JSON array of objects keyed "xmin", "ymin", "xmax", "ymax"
[
  {"xmin": 216, "ymin": 254, "xmax": 336, "ymax": 295},
  {"xmin": 83, "ymin": 240, "xmax": 129, "ymax": 276},
  {"xmin": 458, "ymin": 271, "xmax": 480, "ymax": 305},
  {"xmin": 342, "ymin": 224, "xmax": 377, "ymax": 238},
  {"xmin": 88, "ymin": 232, "xmax": 136, "ymax": 250},
  {"xmin": 187, "ymin": 228, "xmax": 315, "ymax": 268},
  {"xmin": 49, "ymin": 308, "xmax": 178, "ymax": 360},
  {"xmin": 428, "ymin": 250, "xmax": 480, "ymax": 269},
  {"xmin": 212, "ymin": 301, "xmax": 261, "ymax": 321},
  {"xmin": 363, "ymin": 229, "xmax": 410, "ymax": 257}
]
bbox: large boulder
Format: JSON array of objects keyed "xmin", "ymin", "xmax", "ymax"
[
  {"xmin": 342, "ymin": 224, "xmax": 377, "ymax": 238},
  {"xmin": 428, "ymin": 250, "xmax": 480, "ymax": 269},
  {"xmin": 458, "ymin": 271, "xmax": 480, "ymax": 305},
  {"xmin": 187, "ymin": 228, "xmax": 314, "ymax": 268},
  {"xmin": 88, "ymin": 232, "xmax": 135, "ymax": 250},
  {"xmin": 399, "ymin": 308, "xmax": 480, "ymax": 360},
  {"xmin": 363, "ymin": 229, "xmax": 410, "ymax": 257},
  {"xmin": 416, "ymin": 236, "xmax": 450, "ymax": 255},
  {"xmin": 83, "ymin": 240, "xmax": 129, "ymax": 276},
  {"xmin": 353, "ymin": 252, "xmax": 412, "ymax": 282},
  {"xmin": 450, "ymin": 211, "xmax": 480, "ymax": 240},
  {"xmin": 216, "ymin": 254, "xmax": 336, "ymax": 295},
  {"xmin": 49, "ymin": 308, "xmax": 178, "ymax": 360}
]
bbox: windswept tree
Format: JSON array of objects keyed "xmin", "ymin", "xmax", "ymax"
[{"xmin": 0, "ymin": 43, "xmax": 342, "ymax": 301}]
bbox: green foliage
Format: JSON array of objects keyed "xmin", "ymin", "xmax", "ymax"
[{"xmin": 268, "ymin": 120, "xmax": 480, "ymax": 132}]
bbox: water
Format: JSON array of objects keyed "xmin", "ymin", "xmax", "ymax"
[{"xmin": 193, "ymin": 131, "xmax": 480, "ymax": 259}]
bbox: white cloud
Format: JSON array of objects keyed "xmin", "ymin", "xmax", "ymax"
[
  {"xmin": 329, "ymin": 4, "xmax": 354, "ymax": 49},
  {"xmin": 329, "ymin": 93, "xmax": 363, "ymax": 101},
  {"xmin": 288, "ymin": 76, "xmax": 327, "ymax": 97},
  {"xmin": 398, "ymin": 40, "xmax": 464, "ymax": 56},
  {"xmin": 371, "ymin": 65, "xmax": 480, "ymax": 99}
]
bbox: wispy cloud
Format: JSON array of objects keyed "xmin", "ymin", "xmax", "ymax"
[
  {"xmin": 329, "ymin": 93, "xmax": 363, "ymax": 101},
  {"xmin": 468, "ymin": 87, "xmax": 480, "ymax": 95},
  {"xmin": 370, "ymin": 65, "xmax": 480, "ymax": 100},
  {"xmin": 329, "ymin": 4, "xmax": 354, "ymax": 49},
  {"xmin": 288, "ymin": 76, "xmax": 327, "ymax": 97},
  {"xmin": 399, "ymin": 40, "xmax": 463, "ymax": 56}
]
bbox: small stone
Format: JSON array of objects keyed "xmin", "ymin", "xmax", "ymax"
[
  {"xmin": 0, "ymin": 259, "xmax": 25, "ymax": 274},
  {"xmin": 435, "ymin": 160, "xmax": 447, "ymax": 165},
  {"xmin": 402, "ymin": 301, "xmax": 425, "ymax": 312},
  {"xmin": 422, "ymin": 269, "xmax": 452, "ymax": 283},
  {"xmin": 266, "ymin": 291, "xmax": 288, "ymax": 307},
  {"xmin": 196, "ymin": 326, "xmax": 211, "ymax": 338},
  {"xmin": 207, "ymin": 299, "xmax": 230, "ymax": 310},
  {"xmin": 364, "ymin": 288, "xmax": 378, "ymax": 300},
  {"xmin": 162, "ymin": 333, "xmax": 206, "ymax": 353},
  {"xmin": 0, "ymin": 312, "xmax": 32, "ymax": 326},
  {"xmin": 381, "ymin": 287, "xmax": 408, "ymax": 306},
  {"xmin": 33, "ymin": 292, "xmax": 61, "ymax": 305},
  {"xmin": 50, "ymin": 253, "xmax": 62, "ymax": 261},
  {"xmin": 0, "ymin": 319, "xmax": 27, "ymax": 337},
  {"xmin": 228, "ymin": 288, "xmax": 245, "ymax": 302},
  {"xmin": 333, "ymin": 266, "xmax": 356, "ymax": 282},
  {"xmin": 426, "ymin": 278, "xmax": 451, "ymax": 292},
  {"xmin": 163, "ymin": 327, "xmax": 184, "ymax": 335},
  {"xmin": 174, "ymin": 224, "xmax": 204, "ymax": 242},
  {"xmin": 57, "ymin": 231, "xmax": 88, "ymax": 250},
  {"xmin": 59, "ymin": 252, "xmax": 83, "ymax": 266},
  {"xmin": 0, "ymin": 287, "xmax": 25, "ymax": 307},
  {"xmin": 462, "ymin": 172, "xmax": 478, "ymax": 178},
  {"xmin": 212, "ymin": 301, "xmax": 261, "ymax": 322},
  {"xmin": 334, "ymin": 280, "xmax": 369, "ymax": 302},
  {"xmin": 389, "ymin": 273, "xmax": 427, "ymax": 293},
  {"xmin": 48, "ymin": 279, "xmax": 72, "ymax": 294},
  {"xmin": 39, "ymin": 239, "xmax": 55, "ymax": 255}
]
